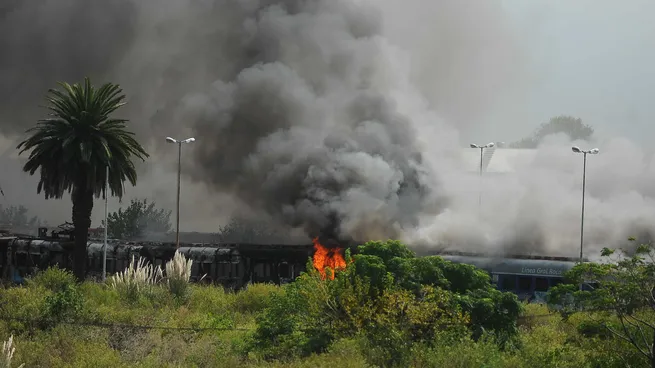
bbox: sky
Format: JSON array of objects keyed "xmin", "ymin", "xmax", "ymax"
[{"xmin": 488, "ymin": 0, "xmax": 655, "ymax": 145}]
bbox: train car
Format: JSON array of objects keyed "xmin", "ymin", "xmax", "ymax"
[
  {"xmin": 437, "ymin": 252, "xmax": 587, "ymax": 302},
  {"xmin": 1, "ymin": 233, "xmax": 315, "ymax": 290},
  {"xmin": 0, "ymin": 230, "xmax": 590, "ymax": 302}
]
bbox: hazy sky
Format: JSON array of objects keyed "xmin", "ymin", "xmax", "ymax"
[{"xmin": 487, "ymin": 0, "xmax": 655, "ymax": 145}]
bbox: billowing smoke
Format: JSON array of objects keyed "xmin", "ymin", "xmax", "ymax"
[{"xmin": 1, "ymin": 0, "xmax": 653, "ymax": 258}]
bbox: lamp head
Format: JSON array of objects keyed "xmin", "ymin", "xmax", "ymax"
[
  {"xmin": 182, "ymin": 137, "xmax": 196, "ymax": 143},
  {"xmin": 572, "ymin": 146, "xmax": 581, "ymax": 153},
  {"xmin": 486, "ymin": 142, "xmax": 495, "ymax": 148},
  {"xmin": 590, "ymin": 148, "xmax": 599, "ymax": 154},
  {"xmin": 166, "ymin": 137, "xmax": 177, "ymax": 143},
  {"xmin": 470, "ymin": 143, "xmax": 479, "ymax": 148}
]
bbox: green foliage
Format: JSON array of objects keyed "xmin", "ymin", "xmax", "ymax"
[
  {"xmin": 16, "ymin": 77, "xmax": 149, "ymax": 200},
  {"xmin": 547, "ymin": 238, "xmax": 655, "ymax": 366},
  {"xmin": 358, "ymin": 240, "xmax": 523, "ymax": 345},
  {"xmin": 350, "ymin": 254, "xmax": 394, "ymax": 297},
  {"xmin": 357, "ymin": 239, "xmax": 416, "ymax": 263},
  {"xmin": 26, "ymin": 266, "xmax": 77, "ymax": 293},
  {"xmin": 0, "ymin": 264, "xmax": 654, "ymax": 367},
  {"xmin": 105, "ymin": 198, "xmax": 172, "ymax": 240},
  {"xmin": 0, "ymin": 286, "xmax": 48, "ymax": 334},
  {"xmin": 234, "ymin": 283, "xmax": 280, "ymax": 314},
  {"xmin": 42, "ymin": 284, "xmax": 84, "ymax": 327},
  {"xmin": 458, "ymin": 288, "xmax": 522, "ymax": 347},
  {"xmin": 247, "ymin": 240, "xmax": 483, "ymax": 363},
  {"xmin": 511, "ymin": 115, "xmax": 594, "ymax": 148}
]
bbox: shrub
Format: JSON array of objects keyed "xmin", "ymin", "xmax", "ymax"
[
  {"xmin": 1, "ymin": 335, "xmax": 24, "ymax": 368},
  {"xmin": 164, "ymin": 251, "xmax": 193, "ymax": 300},
  {"xmin": 26, "ymin": 266, "xmax": 77, "ymax": 293},
  {"xmin": 109, "ymin": 255, "xmax": 163, "ymax": 302},
  {"xmin": 0, "ymin": 286, "xmax": 48, "ymax": 334},
  {"xmin": 42, "ymin": 283, "xmax": 84, "ymax": 327},
  {"xmin": 234, "ymin": 283, "xmax": 279, "ymax": 314}
]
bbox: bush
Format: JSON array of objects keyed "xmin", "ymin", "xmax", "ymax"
[
  {"xmin": 42, "ymin": 283, "xmax": 84, "ymax": 327},
  {"xmin": 26, "ymin": 266, "xmax": 77, "ymax": 293},
  {"xmin": 234, "ymin": 283, "xmax": 280, "ymax": 314},
  {"xmin": 0, "ymin": 286, "xmax": 48, "ymax": 334}
]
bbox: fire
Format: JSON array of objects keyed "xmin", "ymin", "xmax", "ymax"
[{"xmin": 312, "ymin": 237, "xmax": 347, "ymax": 280}]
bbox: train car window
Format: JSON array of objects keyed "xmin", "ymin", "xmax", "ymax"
[
  {"xmin": 518, "ymin": 276, "xmax": 532, "ymax": 291},
  {"xmin": 535, "ymin": 277, "xmax": 549, "ymax": 292},
  {"xmin": 254, "ymin": 264, "xmax": 263, "ymax": 279},
  {"xmin": 279, "ymin": 263, "xmax": 290, "ymax": 279},
  {"xmin": 500, "ymin": 276, "xmax": 516, "ymax": 291},
  {"xmin": 15, "ymin": 253, "xmax": 28, "ymax": 267},
  {"xmin": 107, "ymin": 260, "xmax": 115, "ymax": 273}
]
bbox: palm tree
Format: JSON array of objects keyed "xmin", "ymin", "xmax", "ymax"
[{"xmin": 17, "ymin": 77, "xmax": 149, "ymax": 281}]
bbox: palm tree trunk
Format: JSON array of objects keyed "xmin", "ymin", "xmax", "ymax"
[{"xmin": 72, "ymin": 186, "xmax": 94, "ymax": 282}]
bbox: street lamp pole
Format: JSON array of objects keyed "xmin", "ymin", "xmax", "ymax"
[
  {"xmin": 102, "ymin": 165, "xmax": 109, "ymax": 282},
  {"xmin": 571, "ymin": 146, "xmax": 599, "ymax": 272},
  {"xmin": 470, "ymin": 142, "xmax": 495, "ymax": 207},
  {"xmin": 166, "ymin": 137, "xmax": 196, "ymax": 249}
]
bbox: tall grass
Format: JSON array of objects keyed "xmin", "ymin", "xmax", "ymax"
[
  {"xmin": 108, "ymin": 255, "xmax": 163, "ymax": 301},
  {"xmin": 1, "ymin": 335, "xmax": 24, "ymax": 368},
  {"xmin": 165, "ymin": 251, "xmax": 194, "ymax": 299},
  {"xmin": 108, "ymin": 251, "xmax": 197, "ymax": 301}
]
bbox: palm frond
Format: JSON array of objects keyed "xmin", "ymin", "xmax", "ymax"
[{"xmin": 17, "ymin": 78, "xmax": 150, "ymax": 200}]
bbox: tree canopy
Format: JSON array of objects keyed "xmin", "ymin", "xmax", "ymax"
[
  {"xmin": 250, "ymin": 240, "xmax": 522, "ymax": 365},
  {"xmin": 511, "ymin": 115, "xmax": 594, "ymax": 148},
  {"xmin": 105, "ymin": 198, "xmax": 172, "ymax": 240},
  {"xmin": 547, "ymin": 238, "xmax": 655, "ymax": 367}
]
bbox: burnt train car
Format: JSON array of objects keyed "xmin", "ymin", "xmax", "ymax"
[
  {"xmin": 0, "ymin": 234, "xmax": 316, "ymax": 289},
  {"xmin": 0, "ymin": 231, "xmax": 584, "ymax": 301}
]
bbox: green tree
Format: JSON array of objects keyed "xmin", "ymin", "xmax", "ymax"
[
  {"xmin": 512, "ymin": 115, "xmax": 594, "ymax": 148},
  {"xmin": 249, "ymin": 240, "xmax": 522, "ymax": 364},
  {"xmin": 356, "ymin": 242, "xmax": 522, "ymax": 346},
  {"xmin": 548, "ymin": 239, "xmax": 655, "ymax": 368},
  {"xmin": 0, "ymin": 205, "xmax": 41, "ymax": 228},
  {"xmin": 105, "ymin": 198, "xmax": 172, "ymax": 239},
  {"xmin": 17, "ymin": 78, "xmax": 148, "ymax": 281}
]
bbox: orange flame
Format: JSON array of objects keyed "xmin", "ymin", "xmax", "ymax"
[{"xmin": 312, "ymin": 237, "xmax": 347, "ymax": 280}]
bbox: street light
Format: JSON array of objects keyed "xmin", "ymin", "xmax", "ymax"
[
  {"xmin": 166, "ymin": 137, "xmax": 196, "ymax": 249},
  {"xmin": 102, "ymin": 165, "xmax": 109, "ymax": 281},
  {"xmin": 470, "ymin": 142, "xmax": 495, "ymax": 207},
  {"xmin": 571, "ymin": 146, "xmax": 599, "ymax": 266}
]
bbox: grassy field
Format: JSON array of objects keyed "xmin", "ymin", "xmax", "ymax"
[{"xmin": 0, "ymin": 272, "xmax": 646, "ymax": 368}]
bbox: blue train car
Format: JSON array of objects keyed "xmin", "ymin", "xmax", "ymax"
[{"xmin": 438, "ymin": 252, "xmax": 587, "ymax": 302}]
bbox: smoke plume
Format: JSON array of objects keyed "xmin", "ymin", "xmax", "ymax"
[{"xmin": 1, "ymin": 0, "xmax": 653, "ymax": 258}]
